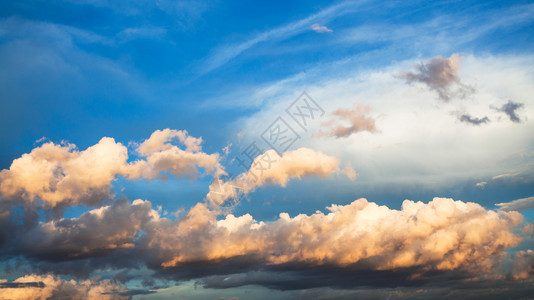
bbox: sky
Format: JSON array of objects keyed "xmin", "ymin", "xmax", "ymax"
[{"xmin": 0, "ymin": 0, "xmax": 533, "ymax": 299}]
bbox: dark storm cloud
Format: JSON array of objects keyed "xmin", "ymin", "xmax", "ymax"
[
  {"xmin": 459, "ymin": 114, "xmax": 490, "ymax": 125},
  {"xmin": 0, "ymin": 282, "xmax": 45, "ymax": 288},
  {"xmin": 497, "ymin": 100, "xmax": 524, "ymax": 122},
  {"xmin": 197, "ymin": 266, "xmax": 534, "ymax": 300}
]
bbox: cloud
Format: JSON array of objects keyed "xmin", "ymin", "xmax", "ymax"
[
  {"xmin": 458, "ymin": 114, "xmax": 490, "ymax": 125},
  {"xmin": 311, "ymin": 24, "xmax": 333, "ymax": 33},
  {"xmin": 198, "ymin": 1, "xmax": 350, "ymax": 75},
  {"xmin": 0, "ymin": 129, "xmax": 222, "ymax": 209},
  {"xmin": 115, "ymin": 27, "xmax": 167, "ymax": 43},
  {"xmin": 135, "ymin": 129, "xmax": 224, "ymax": 180},
  {"xmin": 234, "ymin": 54, "xmax": 534, "ymax": 191},
  {"xmin": 496, "ymin": 196, "xmax": 534, "ymax": 212},
  {"xmin": 475, "ymin": 181, "xmax": 487, "ymax": 188},
  {"xmin": 0, "ymin": 274, "xmax": 129, "ymax": 300},
  {"xmin": 206, "ymin": 148, "xmax": 352, "ymax": 206},
  {"xmin": 19, "ymin": 199, "xmax": 158, "ymax": 260},
  {"xmin": 396, "ymin": 53, "xmax": 474, "ymax": 101},
  {"xmin": 315, "ymin": 104, "xmax": 378, "ymax": 138},
  {"xmin": 511, "ymin": 250, "xmax": 534, "ymax": 280},
  {"xmin": 492, "ymin": 172, "xmax": 520, "ymax": 180},
  {"xmin": 148, "ymin": 197, "xmax": 522, "ymax": 274},
  {"xmin": 496, "ymin": 100, "xmax": 524, "ymax": 123},
  {"xmin": 0, "ymin": 137, "xmax": 137, "ymax": 209}
]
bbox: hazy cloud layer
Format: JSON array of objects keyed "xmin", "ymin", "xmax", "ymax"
[{"xmin": 397, "ymin": 53, "xmax": 474, "ymax": 101}]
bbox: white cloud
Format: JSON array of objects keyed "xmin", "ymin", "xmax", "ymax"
[
  {"xmin": 475, "ymin": 181, "xmax": 487, "ymax": 188},
  {"xmin": 311, "ymin": 24, "xmax": 333, "ymax": 33},
  {"xmin": 232, "ymin": 54, "xmax": 534, "ymax": 190},
  {"xmin": 496, "ymin": 196, "xmax": 534, "ymax": 212},
  {"xmin": 492, "ymin": 172, "xmax": 520, "ymax": 180}
]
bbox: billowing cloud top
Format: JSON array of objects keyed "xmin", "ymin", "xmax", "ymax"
[
  {"xmin": 206, "ymin": 147, "xmax": 354, "ymax": 206},
  {"xmin": 0, "ymin": 129, "xmax": 222, "ymax": 209}
]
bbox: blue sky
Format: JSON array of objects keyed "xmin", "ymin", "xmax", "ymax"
[{"xmin": 1, "ymin": 0, "xmax": 534, "ymax": 299}]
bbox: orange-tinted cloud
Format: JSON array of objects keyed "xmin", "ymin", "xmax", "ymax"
[
  {"xmin": 0, "ymin": 274, "xmax": 129, "ymax": 300},
  {"xmin": 206, "ymin": 148, "xmax": 354, "ymax": 206},
  {"xmin": 0, "ymin": 129, "xmax": 222, "ymax": 209},
  {"xmin": 144, "ymin": 197, "xmax": 522, "ymax": 272}
]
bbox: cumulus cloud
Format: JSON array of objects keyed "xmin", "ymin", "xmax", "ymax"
[
  {"xmin": 511, "ymin": 250, "xmax": 534, "ymax": 280},
  {"xmin": 206, "ymin": 148, "xmax": 353, "ymax": 206},
  {"xmin": 134, "ymin": 129, "xmax": 224, "ymax": 180},
  {"xmin": 458, "ymin": 114, "xmax": 490, "ymax": 125},
  {"xmin": 0, "ymin": 138, "xmax": 137, "ymax": 209},
  {"xmin": 0, "ymin": 194, "xmax": 527, "ymax": 291},
  {"xmin": 314, "ymin": 104, "xmax": 378, "ymax": 138},
  {"xmin": 397, "ymin": 53, "xmax": 474, "ymax": 101},
  {"xmin": 0, "ymin": 129, "xmax": 222, "ymax": 209},
  {"xmin": 496, "ymin": 100, "xmax": 524, "ymax": 123},
  {"xmin": 311, "ymin": 24, "xmax": 333, "ymax": 33},
  {"xmin": 145, "ymin": 197, "xmax": 522, "ymax": 274},
  {"xmin": 0, "ymin": 274, "xmax": 129, "ymax": 300},
  {"xmin": 19, "ymin": 199, "xmax": 159, "ymax": 260},
  {"xmin": 496, "ymin": 196, "xmax": 534, "ymax": 212}
]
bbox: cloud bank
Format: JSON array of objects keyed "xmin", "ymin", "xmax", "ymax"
[{"xmin": 0, "ymin": 130, "xmax": 531, "ymax": 298}]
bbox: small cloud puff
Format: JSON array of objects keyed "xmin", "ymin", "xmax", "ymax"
[{"xmin": 311, "ymin": 23, "xmax": 333, "ymax": 33}]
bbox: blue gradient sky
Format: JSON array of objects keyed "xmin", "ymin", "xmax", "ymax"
[{"xmin": 1, "ymin": 0, "xmax": 534, "ymax": 299}]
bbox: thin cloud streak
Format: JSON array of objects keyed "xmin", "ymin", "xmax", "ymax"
[
  {"xmin": 197, "ymin": 1, "xmax": 357, "ymax": 75},
  {"xmin": 496, "ymin": 196, "xmax": 534, "ymax": 212}
]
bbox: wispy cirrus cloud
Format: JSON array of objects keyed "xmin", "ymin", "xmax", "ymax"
[
  {"xmin": 197, "ymin": 1, "xmax": 354, "ymax": 75},
  {"xmin": 496, "ymin": 196, "xmax": 534, "ymax": 212}
]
